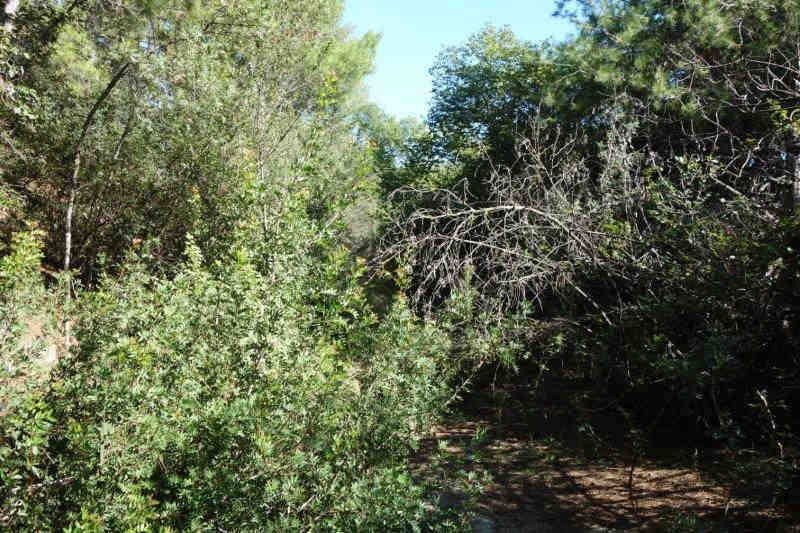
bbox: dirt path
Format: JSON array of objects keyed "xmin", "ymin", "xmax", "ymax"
[{"xmin": 412, "ymin": 387, "xmax": 799, "ymax": 532}]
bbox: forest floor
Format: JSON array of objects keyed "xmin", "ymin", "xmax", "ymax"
[{"xmin": 412, "ymin": 377, "xmax": 800, "ymax": 533}]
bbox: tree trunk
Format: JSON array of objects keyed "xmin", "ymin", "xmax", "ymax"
[
  {"xmin": 63, "ymin": 60, "xmax": 131, "ymax": 274},
  {"xmin": 62, "ymin": 61, "xmax": 130, "ymax": 343},
  {"xmin": 64, "ymin": 152, "xmax": 79, "ymax": 273},
  {"xmin": 787, "ymin": 138, "xmax": 800, "ymax": 217},
  {"xmin": 792, "ymin": 157, "xmax": 800, "ymax": 216}
]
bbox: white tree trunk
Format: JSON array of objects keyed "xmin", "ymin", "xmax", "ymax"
[{"xmin": 793, "ymin": 155, "xmax": 800, "ymax": 216}]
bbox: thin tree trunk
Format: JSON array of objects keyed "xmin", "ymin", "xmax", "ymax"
[
  {"xmin": 792, "ymin": 154, "xmax": 800, "ymax": 216},
  {"xmin": 63, "ymin": 152, "xmax": 79, "ymax": 344},
  {"xmin": 63, "ymin": 61, "xmax": 131, "ymax": 343},
  {"xmin": 787, "ymin": 136, "xmax": 800, "ymax": 217},
  {"xmin": 785, "ymin": 155, "xmax": 800, "ymax": 217},
  {"xmin": 64, "ymin": 60, "xmax": 132, "ymax": 274},
  {"xmin": 64, "ymin": 152, "xmax": 79, "ymax": 273}
]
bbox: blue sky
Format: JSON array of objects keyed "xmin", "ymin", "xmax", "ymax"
[{"xmin": 342, "ymin": 1, "xmax": 575, "ymax": 119}]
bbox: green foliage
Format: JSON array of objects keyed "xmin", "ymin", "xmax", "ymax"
[
  {"xmin": 379, "ymin": 0, "xmax": 800, "ymax": 461},
  {"xmin": 426, "ymin": 25, "xmax": 563, "ymax": 181},
  {"xmin": 5, "ymin": 0, "xmax": 800, "ymax": 529},
  {"xmin": 0, "ymin": 2, "xmax": 472, "ymax": 530},
  {"xmin": 0, "ymin": 227, "xmax": 49, "ymax": 365},
  {"xmin": 0, "ymin": 228, "xmax": 62, "ymax": 529},
  {"xmin": 1, "ymin": 238, "xmax": 457, "ymax": 530},
  {"xmin": 658, "ymin": 512, "xmax": 719, "ymax": 533},
  {"xmin": 353, "ymin": 103, "xmax": 426, "ymax": 195},
  {"xmin": 1, "ymin": 0, "xmax": 379, "ymax": 278}
]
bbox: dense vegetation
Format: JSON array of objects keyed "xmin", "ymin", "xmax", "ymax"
[
  {"xmin": 1, "ymin": 0, "xmax": 798, "ymax": 530},
  {"xmin": 378, "ymin": 0, "xmax": 800, "ymax": 520}
]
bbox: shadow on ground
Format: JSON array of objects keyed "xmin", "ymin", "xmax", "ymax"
[{"xmin": 412, "ymin": 376, "xmax": 799, "ymax": 533}]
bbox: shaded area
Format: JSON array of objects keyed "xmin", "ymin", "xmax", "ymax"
[{"xmin": 412, "ymin": 376, "xmax": 800, "ymax": 532}]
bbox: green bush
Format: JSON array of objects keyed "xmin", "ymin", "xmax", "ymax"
[
  {"xmin": 0, "ymin": 228, "xmax": 62, "ymax": 527},
  {"xmin": 0, "ymin": 238, "xmax": 457, "ymax": 531}
]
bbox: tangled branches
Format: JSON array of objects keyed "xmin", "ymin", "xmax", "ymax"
[{"xmin": 377, "ymin": 117, "xmax": 660, "ymax": 315}]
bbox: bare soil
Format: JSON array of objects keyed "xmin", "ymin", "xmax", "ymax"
[{"xmin": 412, "ymin": 381, "xmax": 800, "ymax": 532}]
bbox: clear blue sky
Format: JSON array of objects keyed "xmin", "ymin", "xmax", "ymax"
[{"xmin": 342, "ymin": 1, "xmax": 575, "ymax": 119}]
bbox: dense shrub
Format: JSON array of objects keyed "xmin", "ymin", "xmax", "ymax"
[
  {"xmin": 0, "ymin": 228, "xmax": 63, "ymax": 527},
  {"xmin": 377, "ymin": 2, "xmax": 800, "ymax": 453},
  {"xmin": 1, "ymin": 240, "xmax": 456, "ymax": 531}
]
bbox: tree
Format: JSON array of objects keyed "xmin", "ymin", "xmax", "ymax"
[
  {"xmin": 426, "ymin": 26, "xmax": 570, "ymax": 182},
  {"xmin": 2, "ymin": 0, "xmax": 379, "ymax": 279}
]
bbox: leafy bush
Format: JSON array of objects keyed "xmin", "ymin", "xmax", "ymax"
[
  {"xmin": 0, "ymin": 227, "xmax": 63, "ymax": 527},
  {"xmin": 1, "ymin": 228, "xmax": 46, "ymax": 355},
  {"xmin": 1, "ymin": 240, "xmax": 456, "ymax": 531}
]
